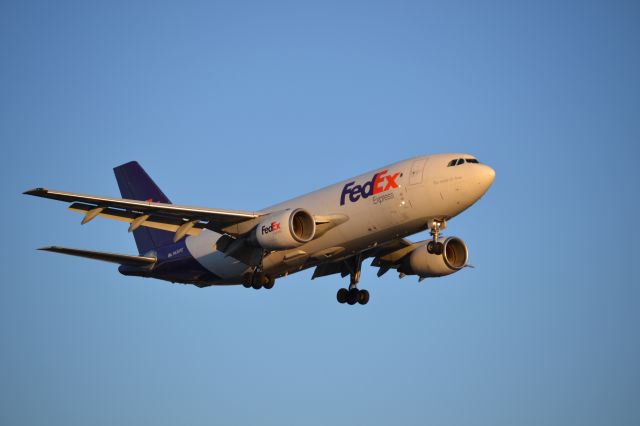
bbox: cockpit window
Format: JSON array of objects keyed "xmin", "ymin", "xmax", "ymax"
[{"xmin": 448, "ymin": 157, "xmax": 480, "ymax": 167}]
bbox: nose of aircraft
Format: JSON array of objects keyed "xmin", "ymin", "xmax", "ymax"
[
  {"xmin": 483, "ymin": 164, "xmax": 496, "ymax": 186},
  {"xmin": 476, "ymin": 164, "xmax": 495, "ymax": 195}
]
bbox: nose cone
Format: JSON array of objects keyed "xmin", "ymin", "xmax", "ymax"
[
  {"xmin": 483, "ymin": 164, "xmax": 496, "ymax": 187},
  {"xmin": 476, "ymin": 164, "xmax": 495, "ymax": 196}
]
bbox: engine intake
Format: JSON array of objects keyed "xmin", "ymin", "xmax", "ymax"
[
  {"xmin": 252, "ymin": 209, "xmax": 316, "ymax": 250},
  {"xmin": 403, "ymin": 237, "xmax": 468, "ymax": 278}
]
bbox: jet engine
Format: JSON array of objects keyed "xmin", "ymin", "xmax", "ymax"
[
  {"xmin": 401, "ymin": 237, "xmax": 468, "ymax": 278},
  {"xmin": 251, "ymin": 208, "xmax": 316, "ymax": 250}
]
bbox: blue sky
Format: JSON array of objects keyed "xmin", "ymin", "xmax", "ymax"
[{"xmin": 1, "ymin": 1, "xmax": 639, "ymax": 425}]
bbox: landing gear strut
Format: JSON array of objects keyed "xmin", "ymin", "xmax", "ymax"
[
  {"xmin": 426, "ymin": 219, "xmax": 446, "ymax": 255},
  {"xmin": 336, "ymin": 255, "xmax": 370, "ymax": 305}
]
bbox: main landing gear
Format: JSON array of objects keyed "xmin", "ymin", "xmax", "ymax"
[
  {"xmin": 336, "ymin": 255, "xmax": 370, "ymax": 305},
  {"xmin": 242, "ymin": 269, "xmax": 275, "ymax": 290},
  {"xmin": 426, "ymin": 219, "xmax": 446, "ymax": 255}
]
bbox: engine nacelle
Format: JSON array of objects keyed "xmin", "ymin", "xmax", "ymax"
[
  {"xmin": 403, "ymin": 237, "xmax": 468, "ymax": 278},
  {"xmin": 251, "ymin": 209, "xmax": 316, "ymax": 251}
]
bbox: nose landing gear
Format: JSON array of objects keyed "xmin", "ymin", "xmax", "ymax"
[
  {"xmin": 336, "ymin": 255, "xmax": 370, "ymax": 305},
  {"xmin": 426, "ymin": 219, "xmax": 446, "ymax": 255}
]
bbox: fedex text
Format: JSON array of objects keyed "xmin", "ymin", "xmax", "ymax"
[
  {"xmin": 340, "ymin": 169, "xmax": 400, "ymax": 206},
  {"xmin": 261, "ymin": 221, "xmax": 281, "ymax": 234}
]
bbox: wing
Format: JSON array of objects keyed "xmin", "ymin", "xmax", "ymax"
[
  {"xmin": 24, "ymin": 187, "xmax": 262, "ymax": 240},
  {"xmin": 370, "ymin": 239, "xmax": 426, "ymax": 276},
  {"xmin": 311, "ymin": 238, "xmax": 419, "ymax": 280}
]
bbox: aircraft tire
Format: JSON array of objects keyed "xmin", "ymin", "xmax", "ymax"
[
  {"xmin": 337, "ymin": 288, "xmax": 348, "ymax": 304},
  {"xmin": 358, "ymin": 289, "xmax": 370, "ymax": 305},
  {"xmin": 434, "ymin": 242, "xmax": 444, "ymax": 255},
  {"xmin": 427, "ymin": 241, "xmax": 435, "ymax": 254},
  {"xmin": 263, "ymin": 277, "xmax": 275, "ymax": 290},
  {"xmin": 347, "ymin": 289, "xmax": 359, "ymax": 305}
]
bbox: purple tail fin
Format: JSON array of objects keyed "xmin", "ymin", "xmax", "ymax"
[{"xmin": 113, "ymin": 161, "xmax": 175, "ymax": 254}]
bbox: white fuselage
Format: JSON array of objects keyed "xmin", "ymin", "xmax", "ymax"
[{"xmin": 184, "ymin": 153, "xmax": 495, "ymax": 284}]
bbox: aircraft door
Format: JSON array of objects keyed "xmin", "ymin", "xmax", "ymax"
[
  {"xmin": 409, "ymin": 158, "xmax": 427, "ymax": 185},
  {"xmin": 406, "ymin": 157, "xmax": 431, "ymax": 215}
]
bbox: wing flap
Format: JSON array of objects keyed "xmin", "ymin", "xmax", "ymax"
[
  {"xmin": 312, "ymin": 261, "xmax": 349, "ymax": 280},
  {"xmin": 68, "ymin": 203, "xmax": 204, "ymax": 237}
]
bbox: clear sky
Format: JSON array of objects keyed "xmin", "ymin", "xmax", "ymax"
[{"xmin": 1, "ymin": 1, "xmax": 639, "ymax": 425}]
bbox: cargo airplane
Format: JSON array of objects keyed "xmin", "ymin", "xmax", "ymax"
[{"xmin": 24, "ymin": 154, "xmax": 495, "ymax": 305}]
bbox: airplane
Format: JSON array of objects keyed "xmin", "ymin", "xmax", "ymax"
[{"xmin": 24, "ymin": 154, "xmax": 495, "ymax": 305}]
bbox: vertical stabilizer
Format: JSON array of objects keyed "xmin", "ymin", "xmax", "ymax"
[{"xmin": 113, "ymin": 161, "xmax": 175, "ymax": 254}]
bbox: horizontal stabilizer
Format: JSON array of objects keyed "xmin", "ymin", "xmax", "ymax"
[{"xmin": 39, "ymin": 246, "xmax": 157, "ymax": 266}]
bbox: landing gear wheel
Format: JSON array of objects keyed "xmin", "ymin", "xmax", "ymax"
[
  {"xmin": 427, "ymin": 241, "xmax": 435, "ymax": 254},
  {"xmin": 358, "ymin": 289, "xmax": 370, "ymax": 305},
  {"xmin": 336, "ymin": 255, "xmax": 371, "ymax": 305},
  {"xmin": 262, "ymin": 275, "xmax": 275, "ymax": 290},
  {"xmin": 434, "ymin": 242, "xmax": 444, "ymax": 255},
  {"xmin": 347, "ymin": 289, "xmax": 359, "ymax": 305},
  {"xmin": 337, "ymin": 288, "xmax": 348, "ymax": 304},
  {"xmin": 245, "ymin": 270, "xmax": 275, "ymax": 290},
  {"xmin": 337, "ymin": 287, "xmax": 370, "ymax": 305}
]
